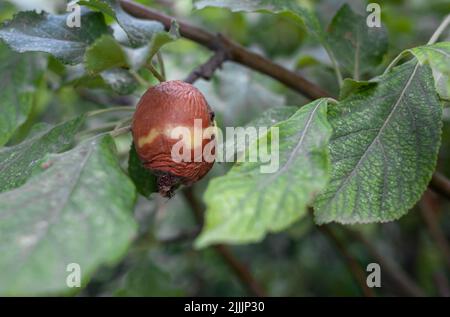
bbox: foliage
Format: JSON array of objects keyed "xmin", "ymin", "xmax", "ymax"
[{"xmin": 0, "ymin": 0, "xmax": 448, "ymax": 296}]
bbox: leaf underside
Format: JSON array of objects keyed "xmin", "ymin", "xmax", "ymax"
[
  {"xmin": 0, "ymin": 116, "xmax": 85, "ymax": 193},
  {"xmin": 314, "ymin": 61, "xmax": 442, "ymax": 224},
  {"xmin": 0, "ymin": 136, "xmax": 137, "ymax": 295}
]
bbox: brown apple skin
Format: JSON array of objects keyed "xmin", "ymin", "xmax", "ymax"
[{"xmin": 132, "ymin": 80, "xmax": 215, "ymax": 197}]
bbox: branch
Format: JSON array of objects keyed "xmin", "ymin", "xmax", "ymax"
[
  {"xmin": 318, "ymin": 225, "xmax": 375, "ymax": 297},
  {"xmin": 430, "ymin": 172, "xmax": 450, "ymax": 201},
  {"xmin": 119, "ymin": 0, "xmax": 330, "ymax": 100},
  {"xmin": 183, "ymin": 187, "xmax": 267, "ymax": 297},
  {"xmin": 419, "ymin": 190, "xmax": 450, "ymax": 271},
  {"xmin": 346, "ymin": 229, "xmax": 425, "ymax": 297},
  {"xmin": 185, "ymin": 49, "xmax": 230, "ymax": 84}
]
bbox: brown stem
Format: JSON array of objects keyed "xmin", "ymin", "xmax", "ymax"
[
  {"xmin": 182, "ymin": 187, "xmax": 267, "ymax": 297},
  {"xmin": 430, "ymin": 172, "xmax": 450, "ymax": 201},
  {"xmin": 184, "ymin": 49, "xmax": 230, "ymax": 84},
  {"xmin": 346, "ymin": 229, "xmax": 425, "ymax": 297},
  {"xmin": 318, "ymin": 225, "xmax": 375, "ymax": 297},
  {"xmin": 119, "ymin": 0, "xmax": 330, "ymax": 99},
  {"xmin": 419, "ymin": 190, "xmax": 450, "ymax": 271}
]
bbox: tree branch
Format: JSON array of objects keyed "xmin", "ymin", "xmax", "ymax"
[
  {"xmin": 346, "ymin": 229, "xmax": 425, "ymax": 297},
  {"xmin": 419, "ymin": 190, "xmax": 450, "ymax": 271},
  {"xmin": 119, "ymin": 0, "xmax": 330, "ymax": 100},
  {"xmin": 318, "ymin": 225, "xmax": 375, "ymax": 297},
  {"xmin": 183, "ymin": 187, "xmax": 267, "ymax": 297},
  {"xmin": 430, "ymin": 172, "xmax": 450, "ymax": 201},
  {"xmin": 184, "ymin": 49, "xmax": 230, "ymax": 84}
]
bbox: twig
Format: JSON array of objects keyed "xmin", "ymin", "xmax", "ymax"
[
  {"xmin": 86, "ymin": 106, "xmax": 135, "ymax": 117},
  {"xmin": 146, "ymin": 63, "xmax": 166, "ymax": 82},
  {"xmin": 184, "ymin": 49, "xmax": 230, "ymax": 84},
  {"xmin": 346, "ymin": 229, "xmax": 425, "ymax": 297},
  {"xmin": 318, "ymin": 225, "xmax": 375, "ymax": 297},
  {"xmin": 419, "ymin": 190, "xmax": 450, "ymax": 271},
  {"xmin": 130, "ymin": 70, "xmax": 150, "ymax": 86},
  {"xmin": 430, "ymin": 172, "xmax": 450, "ymax": 201},
  {"xmin": 119, "ymin": 0, "xmax": 330, "ymax": 100},
  {"xmin": 428, "ymin": 14, "xmax": 450, "ymax": 45},
  {"xmin": 110, "ymin": 125, "xmax": 131, "ymax": 137},
  {"xmin": 182, "ymin": 187, "xmax": 267, "ymax": 297},
  {"xmin": 156, "ymin": 51, "xmax": 166, "ymax": 80}
]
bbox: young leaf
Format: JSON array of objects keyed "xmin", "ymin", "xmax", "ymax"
[
  {"xmin": 128, "ymin": 142, "xmax": 157, "ymax": 199},
  {"xmin": 84, "ymin": 35, "xmax": 128, "ymax": 74},
  {"xmin": 0, "ymin": 9, "xmax": 110, "ymax": 64},
  {"xmin": 327, "ymin": 4, "xmax": 388, "ymax": 79},
  {"xmin": 79, "ymin": 0, "xmax": 165, "ymax": 47},
  {"xmin": 146, "ymin": 20, "xmax": 180, "ymax": 61},
  {"xmin": 0, "ymin": 135, "xmax": 137, "ymax": 295},
  {"xmin": 407, "ymin": 42, "xmax": 450, "ymax": 100},
  {"xmin": 0, "ymin": 44, "xmax": 43, "ymax": 146},
  {"xmin": 195, "ymin": 99, "xmax": 331, "ymax": 248},
  {"xmin": 0, "ymin": 116, "xmax": 85, "ymax": 193},
  {"xmin": 314, "ymin": 61, "xmax": 442, "ymax": 224},
  {"xmin": 193, "ymin": 0, "xmax": 323, "ymax": 40}
]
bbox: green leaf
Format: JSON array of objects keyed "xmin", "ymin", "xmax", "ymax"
[
  {"xmin": 66, "ymin": 64, "xmax": 138, "ymax": 95},
  {"xmin": 223, "ymin": 106, "xmax": 298, "ymax": 161},
  {"xmin": 327, "ymin": 4, "xmax": 388, "ymax": 79},
  {"xmin": 0, "ymin": 44, "xmax": 43, "ymax": 146},
  {"xmin": 100, "ymin": 68, "xmax": 139, "ymax": 95},
  {"xmin": 407, "ymin": 42, "xmax": 450, "ymax": 100},
  {"xmin": 80, "ymin": 0, "xmax": 165, "ymax": 47},
  {"xmin": 147, "ymin": 20, "xmax": 180, "ymax": 60},
  {"xmin": 0, "ymin": 9, "xmax": 110, "ymax": 64},
  {"xmin": 314, "ymin": 61, "xmax": 442, "ymax": 224},
  {"xmin": 193, "ymin": 0, "xmax": 323, "ymax": 40},
  {"xmin": 339, "ymin": 78, "xmax": 376, "ymax": 100},
  {"xmin": 128, "ymin": 142, "xmax": 157, "ymax": 199},
  {"xmin": 196, "ymin": 99, "xmax": 331, "ymax": 248},
  {"xmin": 84, "ymin": 35, "xmax": 127, "ymax": 74},
  {"xmin": 247, "ymin": 105, "xmax": 298, "ymax": 127},
  {"xmin": 0, "ymin": 135, "xmax": 137, "ymax": 295},
  {"xmin": 0, "ymin": 116, "xmax": 85, "ymax": 193}
]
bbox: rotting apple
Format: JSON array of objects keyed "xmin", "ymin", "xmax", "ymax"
[{"xmin": 132, "ymin": 80, "xmax": 216, "ymax": 197}]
